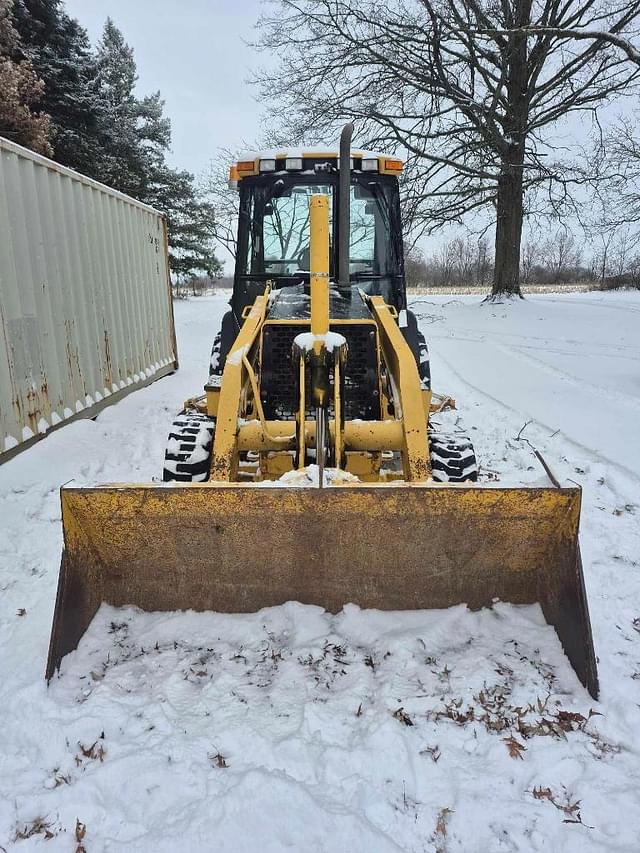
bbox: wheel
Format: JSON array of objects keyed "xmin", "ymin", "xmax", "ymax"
[
  {"xmin": 429, "ymin": 430, "xmax": 478, "ymax": 483},
  {"xmin": 163, "ymin": 413, "xmax": 215, "ymax": 482},
  {"xmin": 416, "ymin": 329, "xmax": 431, "ymax": 389},
  {"xmin": 209, "ymin": 330, "xmax": 223, "ymax": 378},
  {"xmin": 402, "ymin": 312, "xmax": 431, "ymax": 390}
]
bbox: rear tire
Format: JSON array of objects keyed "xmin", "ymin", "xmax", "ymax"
[
  {"xmin": 401, "ymin": 311, "xmax": 431, "ymax": 390},
  {"xmin": 163, "ymin": 413, "xmax": 215, "ymax": 482},
  {"xmin": 208, "ymin": 311, "xmax": 240, "ymax": 381},
  {"xmin": 416, "ymin": 329, "xmax": 431, "ymax": 389},
  {"xmin": 429, "ymin": 430, "xmax": 478, "ymax": 483},
  {"xmin": 209, "ymin": 330, "xmax": 223, "ymax": 378}
]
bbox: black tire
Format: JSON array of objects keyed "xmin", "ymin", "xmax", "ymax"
[
  {"xmin": 416, "ymin": 328, "xmax": 431, "ymax": 389},
  {"xmin": 163, "ymin": 413, "xmax": 215, "ymax": 482},
  {"xmin": 209, "ymin": 328, "xmax": 225, "ymax": 378},
  {"xmin": 401, "ymin": 311, "xmax": 431, "ymax": 390},
  {"xmin": 429, "ymin": 430, "xmax": 478, "ymax": 483},
  {"xmin": 209, "ymin": 311, "xmax": 241, "ymax": 380}
]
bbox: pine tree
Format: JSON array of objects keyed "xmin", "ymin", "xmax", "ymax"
[
  {"xmin": 6, "ymin": 7, "xmax": 221, "ymax": 283},
  {"xmin": 12, "ymin": 0, "xmax": 103, "ymax": 174},
  {"xmin": 0, "ymin": 0, "xmax": 51, "ymax": 154},
  {"xmin": 94, "ymin": 19, "xmax": 171, "ymax": 197},
  {"xmin": 93, "ymin": 18, "xmax": 138, "ymax": 190},
  {"xmin": 148, "ymin": 165, "xmax": 222, "ymax": 281},
  {"xmin": 93, "ymin": 18, "xmax": 221, "ymax": 281}
]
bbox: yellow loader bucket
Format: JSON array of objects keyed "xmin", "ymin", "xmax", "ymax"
[{"xmin": 46, "ymin": 483, "xmax": 598, "ymax": 697}]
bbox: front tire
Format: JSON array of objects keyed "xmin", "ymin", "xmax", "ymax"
[
  {"xmin": 163, "ymin": 413, "xmax": 215, "ymax": 482},
  {"xmin": 429, "ymin": 430, "xmax": 478, "ymax": 483}
]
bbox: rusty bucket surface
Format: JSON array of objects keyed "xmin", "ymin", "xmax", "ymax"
[{"xmin": 46, "ymin": 483, "xmax": 598, "ymax": 697}]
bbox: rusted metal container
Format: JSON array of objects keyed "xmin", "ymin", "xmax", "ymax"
[{"xmin": 0, "ymin": 136, "xmax": 178, "ymax": 461}]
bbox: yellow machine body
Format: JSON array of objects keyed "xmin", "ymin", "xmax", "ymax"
[{"xmin": 47, "ymin": 153, "xmax": 598, "ymax": 698}]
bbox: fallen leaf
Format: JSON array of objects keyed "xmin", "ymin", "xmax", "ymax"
[
  {"xmin": 420, "ymin": 745, "xmax": 441, "ymax": 763},
  {"xmin": 436, "ymin": 810, "xmax": 448, "ymax": 835},
  {"xmin": 503, "ymin": 736, "xmax": 526, "ymax": 759},
  {"xmin": 393, "ymin": 707, "xmax": 414, "ymax": 727},
  {"xmin": 532, "ymin": 786, "xmax": 553, "ymax": 801},
  {"xmin": 209, "ymin": 751, "xmax": 228, "ymax": 768},
  {"xmin": 556, "ymin": 710, "xmax": 586, "ymax": 731}
]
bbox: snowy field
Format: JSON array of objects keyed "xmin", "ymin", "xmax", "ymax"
[{"xmin": 1, "ymin": 291, "xmax": 639, "ymax": 851}]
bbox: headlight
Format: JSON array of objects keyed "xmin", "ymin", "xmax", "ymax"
[
  {"xmin": 361, "ymin": 158, "xmax": 378, "ymax": 171},
  {"xmin": 259, "ymin": 159, "xmax": 276, "ymax": 172},
  {"xmin": 285, "ymin": 157, "xmax": 303, "ymax": 170}
]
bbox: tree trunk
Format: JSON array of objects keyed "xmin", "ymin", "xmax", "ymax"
[
  {"xmin": 492, "ymin": 165, "xmax": 524, "ymax": 297},
  {"xmin": 490, "ymin": 0, "xmax": 530, "ymax": 299}
]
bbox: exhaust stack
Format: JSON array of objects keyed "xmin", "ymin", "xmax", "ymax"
[{"xmin": 338, "ymin": 122, "xmax": 354, "ymax": 292}]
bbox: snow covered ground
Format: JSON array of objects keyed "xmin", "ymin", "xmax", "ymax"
[{"xmin": 1, "ymin": 291, "xmax": 639, "ymax": 851}]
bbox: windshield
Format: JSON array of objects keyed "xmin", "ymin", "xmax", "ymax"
[
  {"xmin": 260, "ymin": 183, "xmax": 333, "ymax": 276},
  {"xmin": 235, "ymin": 174, "xmax": 404, "ymax": 309}
]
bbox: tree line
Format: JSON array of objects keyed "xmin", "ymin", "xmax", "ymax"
[
  {"xmin": 4, "ymin": 0, "xmax": 640, "ymax": 297},
  {"xmin": 0, "ymin": 0, "xmax": 220, "ymax": 284},
  {"xmin": 406, "ymin": 227, "xmax": 640, "ymax": 289}
]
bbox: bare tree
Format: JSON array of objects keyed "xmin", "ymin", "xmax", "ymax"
[
  {"xmin": 521, "ymin": 235, "xmax": 541, "ymax": 283},
  {"xmin": 609, "ymin": 225, "xmax": 635, "ymax": 275},
  {"xmin": 593, "ymin": 115, "xmax": 640, "ymax": 227},
  {"xmin": 591, "ymin": 229, "xmax": 640, "ymax": 286},
  {"xmin": 541, "ymin": 229, "xmax": 582, "ymax": 281},
  {"xmin": 200, "ymin": 150, "xmax": 240, "ymax": 260},
  {"xmin": 254, "ymin": 0, "xmax": 640, "ymax": 297},
  {"xmin": 451, "ymin": 236, "xmax": 475, "ymax": 284},
  {"xmin": 476, "ymin": 237, "xmax": 492, "ymax": 285},
  {"xmin": 404, "ymin": 242, "xmax": 428, "ymax": 287},
  {"xmin": 578, "ymin": 116, "xmax": 640, "ymax": 288},
  {"xmin": 418, "ymin": 234, "xmax": 494, "ymax": 286}
]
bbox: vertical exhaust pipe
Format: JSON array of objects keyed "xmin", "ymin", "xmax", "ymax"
[{"xmin": 339, "ymin": 123, "xmax": 354, "ymax": 292}]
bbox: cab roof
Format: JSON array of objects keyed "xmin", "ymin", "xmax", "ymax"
[{"xmin": 229, "ymin": 150, "xmax": 404, "ymax": 185}]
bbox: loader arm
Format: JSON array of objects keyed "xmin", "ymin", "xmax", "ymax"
[
  {"xmin": 367, "ymin": 295, "xmax": 431, "ymax": 481},
  {"xmin": 209, "ymin": 291, "xmax": 270, "ymax": 481}
]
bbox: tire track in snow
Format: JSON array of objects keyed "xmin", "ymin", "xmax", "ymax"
[
  {"xmin": 430, "ymin": 339, "xmax": 640, "ymax": 484},
  {"xmin": 536, "ymin": 295, "xmax": 640, "ymax": 316},
  {"xmin": 489, "ymin": 340, "xmax": 640, "ymax": 413},
  {"xmin": 424, "ymin": 326, "xmax": 640, "ymax": 360}
]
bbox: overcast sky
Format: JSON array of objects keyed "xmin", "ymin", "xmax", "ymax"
[
  {"xmin": 61, "ymin": 0, "xmax": 634, "ymax": 265},
  {"xmin": 64, "ymin": 0, "xmax": 265, "ymax": 179}
]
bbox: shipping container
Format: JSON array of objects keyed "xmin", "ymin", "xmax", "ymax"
[{"xmin": 0, "ymin": 136, "xmax": 178, "ymax": 461}]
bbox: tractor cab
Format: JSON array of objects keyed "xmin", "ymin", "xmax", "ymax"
[{"xmin": 229, "ymin": 151, "xmax": 407, "ymax": 320}]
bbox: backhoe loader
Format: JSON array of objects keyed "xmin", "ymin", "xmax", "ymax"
[{"xmin": 47, "ymin": 126, "xmax": 598, "ymax": 698}]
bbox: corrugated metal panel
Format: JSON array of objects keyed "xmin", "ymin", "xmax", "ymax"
[{"xmin": 0, "ymin": 136, "xmax": 178, "ymax": 461}]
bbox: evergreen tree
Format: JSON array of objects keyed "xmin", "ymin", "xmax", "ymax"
[
  {"xmin": 12, "ymin": 0, "xmax": 103, "ymax": 174},
  {"xmin": 94, "ymin": 18, "xmax": 220, "ymax": 281},
  {"xmin": 148, "ymin": 165, "xmax": 222, "ymax": 281},
  {"xmin": 94, "ymin": 19, "xmax": 170, "ymax": 198},
  {"xmin": 0, "ymin": 0, "xmax": 51, "ymax": 153},
  {"xmin": 6, "ymin": 7, "xmax": 221, "ymax": 283}
]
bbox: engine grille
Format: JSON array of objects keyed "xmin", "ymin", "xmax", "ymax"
[{"xmin": 261, "ymin": 323, "xmax": 380, "ymax": 421}]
